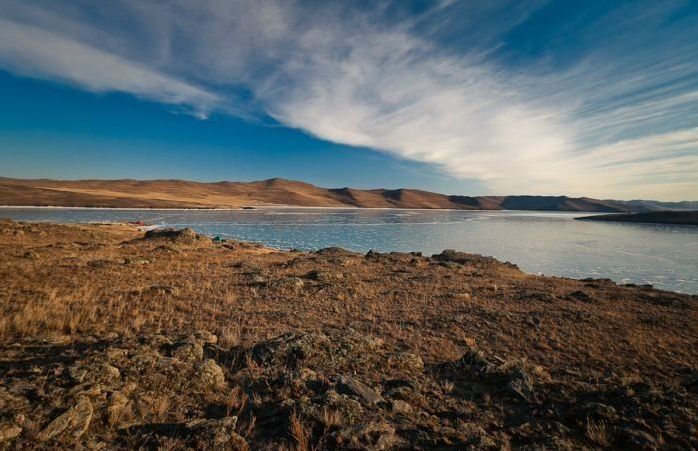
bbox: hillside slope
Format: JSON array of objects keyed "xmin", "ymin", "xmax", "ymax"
[{"xmin": 0, "ymin": 177, "xmax": 688, "ymax": 212}]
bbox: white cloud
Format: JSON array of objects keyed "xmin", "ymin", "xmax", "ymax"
[
  {"xmin": 0, "ymin": 1, "xmax": 696, "ymax": 200},
  {"xmin": 0, "ymin": 16, "xmax": 220, "ymax": 118}
]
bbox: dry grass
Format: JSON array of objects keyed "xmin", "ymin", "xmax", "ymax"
[
  {"xmin": 0, "ymin": 220, "xmax": 696, "ymax": 449},
  {"xmin": 290, "ymin": 410, "xmax": 310, "ymax": 451},
  {"xmin": 585, "ymin": 420, "xmax": 612, "ymax": 448},
  {"xmin": 319, "ymin": 407, "xmax": 343, "ymax": 429},
  {"xmin": 0, "ymin": 220, "xmax": 696, "ymax": 381}
]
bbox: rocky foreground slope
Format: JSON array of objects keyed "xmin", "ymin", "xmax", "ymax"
[{"xmin": 0, "ymin": 220, "xmax": 696, "ymax": 449}]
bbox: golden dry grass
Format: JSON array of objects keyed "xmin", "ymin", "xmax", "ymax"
[
  {"xmin": 1, "ymin": 219, "xmax": 696, "ymax": 380},
  {"xmin": 0, "ymin": 219, "xmax": 696, "ymax": 449}
]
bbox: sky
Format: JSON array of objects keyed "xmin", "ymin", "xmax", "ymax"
[{"xmin": 0, "ymin": 0, "xmax": 696, "ymax": 200}]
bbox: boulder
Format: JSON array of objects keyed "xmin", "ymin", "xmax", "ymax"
[
  {"xmin": 171, "ymin": 339, "xmax": 204, "ymax": 362},
  {"xmin": 37, "ymin": 397, "xmax": 93, "ymax": 441},
  {"xmin": 197, "ymin": 359, "xmax": 226, "ymax": 388},
  {"xmin": 143, "ymin": 228, "xmax": 199, "ymax": 244}
]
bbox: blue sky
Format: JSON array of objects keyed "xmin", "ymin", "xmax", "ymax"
[{"xmin": 0, "ymin": 0, "xmax": 696, "ymax": 200}]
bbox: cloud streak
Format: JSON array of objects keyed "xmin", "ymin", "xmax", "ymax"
[
  {"xmin": 0, "ymin": 16, "xmax": 219, "ymax": 118},
  {"xmin": 0, "ymin": 0, "xmax": 696, "ymax": 199}
]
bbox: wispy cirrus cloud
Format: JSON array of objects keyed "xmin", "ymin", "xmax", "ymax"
[
  {"xmin": 0, "ymin": 0, "xmax": 696, "ymax": 199},
  {"xmin": 0, "ymin": 16, "xmax": 219, "ymax": 118}
]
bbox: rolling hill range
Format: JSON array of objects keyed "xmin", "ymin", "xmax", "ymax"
[{"xmin": 0, "ymin": 177, "xmax": 695, "ymax": 212}]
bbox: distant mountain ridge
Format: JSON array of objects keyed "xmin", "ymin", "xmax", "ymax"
[
  {"xmin": 0, "ymin": 176, "xmax": 694, "ymax": 212},
  {"xmin": 578, "ymin": 211, "xmax": 698, "ymax": 226}
]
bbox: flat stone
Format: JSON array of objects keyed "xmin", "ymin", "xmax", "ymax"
[
  {"xmin": 391, "ymin": 400, "xmax": 412, "ymax": 414},
  {"xmin": 336, "ymin": 376, "xmax": 384, "ymax": 405},
  {"xmin": 37, "ymin": 397, "xmax": 93, "ymax": 441},
  {"xmin": 0, "ymin": 423, "xmax": 22, "ymax": 442}
]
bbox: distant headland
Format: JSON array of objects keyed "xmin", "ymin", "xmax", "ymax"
[{"xmin": 577, "ymin": 210, "xmax": 698, "ymax": 226}]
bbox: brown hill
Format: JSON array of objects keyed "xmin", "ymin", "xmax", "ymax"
[{"xmin": 0, "ymin": 176, "xmax": 654, "ymax": 212}]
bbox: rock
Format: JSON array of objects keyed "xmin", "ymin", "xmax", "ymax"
[
  {"xmin": 322, "ymin": 390, "xmax": 364, "ymax": 423},
  {"xmin": 251, "ymin": 333, "xmax": 332, "ymax": 368},
  {"xmin": 335, "ymin": 421, "xmax": 401, "ymax": 450},
  {"xmin": 37, "ymin": 397, "xmax": 93, "ymax": 441},
  {"xmin": 68, "ymin": 366, "xmax": 88, "ymax": 383},
  {"xmin": 583, "ymin": 402, "xmax": 618, "ymax": 422},
  {"xmin": 433, "ymin": 250, "xmax": 476, "ymax": 264},
  {"xmin": 0, "ymin": 389, "xmax": 30, "ymax": 412},
  {"xmin": 384, "ymin": 385, "xmax": 412, "ymax": 400},
  {"xmin": 100, "ymin": 364, "xmax": 121, "ymax": 382},
  {"xmin": 391, "ymin": 400, "xmax": 412, "ymax": 414},
  {"xmin": 568, "ymin": 290, "xmax": 592, "ymax": 302},
  {"xmin": 172, "ymin": 339, "xmax": 204, "ymax": 362},
  {"xmin": 186, "ymin": 417, "xmax": 248, "ymax": 449},
  {"xmin": 297, "ymin": 367, "xmax": 318, "ymax": 381},
  {"xmin": 144, "ymin": 228, "xmax": 198, "ymax": 244},
  {"xmin": 193, "ymin": 330, "xmax": 218, "ymax": 345},
  {"xmin": 0, "ymin": 422, "xmax": 22, "ymax": 442},
  {"xmin": 507, "ymin": 368, "xmax": 536, "ymax": 402},
  {"xmin": 69, "ymin": 363, "xmax": 120, "ymax": 385},
  {"xmin": 197, "ymin": 359, "xmax": 226, "ymax": 387},
  {"xmin": 42, "ymin": 335, "xmax": 73, "ymax": 346},
  {"xmin": 306, "ymin": 269, "xmax": 344, "ymax": 283},
  {"xmin": 336, "ymin": 376, "xmax": 384, "ymax": 405}
]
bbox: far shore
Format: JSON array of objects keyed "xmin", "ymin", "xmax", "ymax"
[
  {"xmin": 577, "ymin": 210, "xmax": 698, "ymax": 226},
  {"xmin": 0, "ymin": 204, "xmax": 599, "ymax": 213}
]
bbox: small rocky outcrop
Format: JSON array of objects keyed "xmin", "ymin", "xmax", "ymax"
[
  {"xmin": 37, "ymin": 397, "xmax": 94, "ymax": 441},
  {"xmin": 142, "ymin": 228, "xmax": 201, "ymax": 244}
]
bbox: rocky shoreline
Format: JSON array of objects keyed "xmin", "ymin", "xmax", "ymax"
[{"xmin": 0, "ymin": 220, "xmax": 696, "ymax": 449}]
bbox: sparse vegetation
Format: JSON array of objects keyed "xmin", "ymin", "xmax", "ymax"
[{"xmin": 0, "ymin": 219, "xmax": 696, "ymax": 449}]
